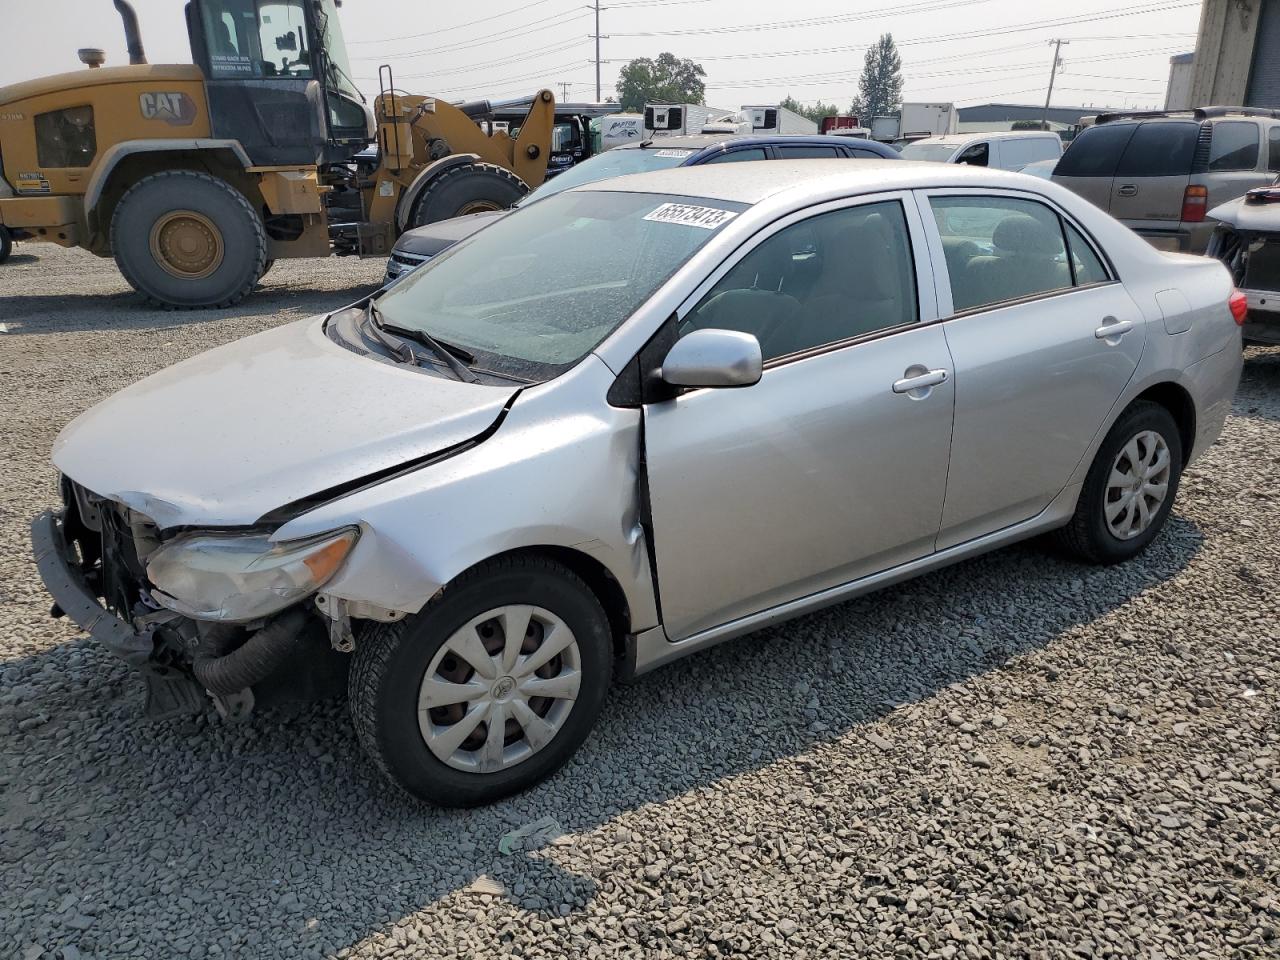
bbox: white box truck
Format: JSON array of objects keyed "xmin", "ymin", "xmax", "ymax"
[
  {"xmin": 596, "ymin": 113, "xmax": 646, "ymax": 150},
  {"xmin": 899, "ymin": 102, "xmax": 958, "ymax": 139},
  {"xmin": 742, "ymin": 104, "xmax": 819, "ymax": 135},
  {"xmin": 644, "ymin": 103, "xmax": 738, "ymax": 137}
]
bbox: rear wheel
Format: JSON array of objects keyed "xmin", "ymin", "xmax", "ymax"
[
  {"xmin": 409, "ymin": 162, "xmax": 527, "ymax": 227},
  {"xmin": 0, "ymin": 226, "xmax": 12, "ymax": 264},
  {"xmin": 1054, "ymin": 400, "xmax": 1183, "ymax": 564},
  {"xmin": 110, "ymin": 170, "xmax": 267, "ymax": 309},
  {"xmin": 348, "ymin": 555, "xmax": 612, "ymax": 806}
]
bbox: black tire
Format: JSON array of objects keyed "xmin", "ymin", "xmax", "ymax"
[
  {"xmin": 110, "ymin": 170, "xmax": 267, "ymax": 309},
  {"xmin": 1053, "ymin": 400, "xmax": 1183, "ymax": 564},
  {"xmin": 0, "ymin": 226, "xmax": 12, "ymax": 264},
  {"xmin": 408, "ymin": 162, "xmax": 528, "ymax": 228},
  {"xmin": 349, "ymin": 555, "xmax": 613, "ymax": 807}
]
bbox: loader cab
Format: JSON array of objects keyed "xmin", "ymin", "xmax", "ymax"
[{"xmin": 185, "ymin": 0, "xmax": 373, "ymax": 166}]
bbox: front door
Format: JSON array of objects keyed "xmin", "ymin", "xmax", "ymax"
[
  {"xmin": 642, "ymin": 196, "xmax": 955, "ymax": 640},
  {"xmin": 921, "ymin": 191, "xmax": 1147, "ymax": 549}
]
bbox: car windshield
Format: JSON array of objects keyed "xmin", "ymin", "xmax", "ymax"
[
  {"xmin": 900, "ymin": 142, "xmax": 959, "ymax": 162},
  {"xmin": 375, "ymin": 190, "xmax": 746, "ymax": 381},
  {"xmin": 516, "ymin": 146, "xmax": 700, "ymax": 205}
]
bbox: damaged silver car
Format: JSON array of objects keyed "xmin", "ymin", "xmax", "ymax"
[
  {"xmin": 1206, "ymin": 177, "xmax": 1280, "ymax": 345},
  {"xmin": 34, "ymin": 161, "xmax": 1243, "ymax": 806}
]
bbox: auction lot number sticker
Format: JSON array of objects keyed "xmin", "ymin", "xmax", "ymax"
[{"xmin": 643, "ymin": 203, "xmax": 738, "ymax": 229}]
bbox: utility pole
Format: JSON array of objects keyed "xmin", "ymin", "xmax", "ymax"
[
  {"xmin": 594, "ymin": 0, "xmax": 602, "ymax": 102},
  {"xmin": 560, "ymin": 81, "xmax": 572, "ymax": 100},
  {"xmin": 1042, "ymin": 39, "xmax": 1068, "ymax": 131}
]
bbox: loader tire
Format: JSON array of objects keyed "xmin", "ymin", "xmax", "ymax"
[
  {"xmin": 110, "ymin": 170, "xmax": 267, "ymax": 310},
  {"xmin": 408, "ymin": 162, "xmax": 528, "ymax": 227},
  {"xmin": 0, "ymin": 226, "xmax": 12, "ymax": 264}
]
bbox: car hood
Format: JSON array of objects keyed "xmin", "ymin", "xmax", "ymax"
[
  {"xmin": 53, "ymin": 315, "xmax": 518, "ymax": 529},
  {"xmin": 394, "ymin": 210, "xmax": 508, "ymax": 257}
]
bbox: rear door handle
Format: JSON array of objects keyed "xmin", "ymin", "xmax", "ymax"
[
  {"xmin": 892, "ymin": 368, "xmax": 949, "ymax": 394},
  {"xmin": 1094, "ymin": 317, "xmax": 1135, "ymax": 341},
  {"xmin": 1117, "ymin": 184, "xmax": 1138, "ymax": 197}
]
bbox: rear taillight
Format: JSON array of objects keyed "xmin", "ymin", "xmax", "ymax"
[
  {"xmin": 1182, "ymin": 185, "xmax": 1208, "ymax": 223},
  {"xmin": 1229, "ymin": 288, "xmax": 1248, "ymax": 325}
]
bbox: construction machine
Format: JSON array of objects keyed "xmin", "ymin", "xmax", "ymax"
[{"xmin": 0, "ymin": 0, "xmax": 556, "ymax": 307}]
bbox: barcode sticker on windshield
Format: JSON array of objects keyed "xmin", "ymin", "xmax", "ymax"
[
  {"xmin": 652, "ymin": 149, "xmax": 695, "ymax": 158},
  {"xmin": 643, "ymin": 202, "xmax": 738, "ymax": 229}
]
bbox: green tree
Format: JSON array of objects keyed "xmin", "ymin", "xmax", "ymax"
[
  {"xmin": 615, "ymin": 53, "xmax": 707, "ymax": 111},
  {"xmin": 779, "ymin": 95, "xmax": 842, "ymax": 125},
  {"xmin": 851, "ymin": 33, "xmax": 903, "ymax": 120}
]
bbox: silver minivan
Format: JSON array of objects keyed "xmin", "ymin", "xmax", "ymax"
[{"xmin": 1054, "ymin": 107, "xmax": 1280, "ymax": 253}]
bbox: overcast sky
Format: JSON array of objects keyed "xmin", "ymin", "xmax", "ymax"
[{"xmin": 0, "ymin": 0, "xmax": 1202, "ymax": 114}]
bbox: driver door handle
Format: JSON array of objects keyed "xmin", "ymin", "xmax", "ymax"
[
  {"xmin": 892, "ymin": 369, "xmax": 949, "ymax": 394},
  {"xmin": 1095, "ymin": 317, "xmax": 1135, "ymax": 341},
  {"xmin": 1117, "ymin": 184, "xmax": 1139, "ymax": 197}
]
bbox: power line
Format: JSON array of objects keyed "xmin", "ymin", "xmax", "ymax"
[
  {"xmin": 352, "ymin": 9, "xmax": 592, "ymax": 60},
  {"xmin": 610, "ymin": 0, "xmax": 995, "ymax": 38},
  {"xmin": 348, "ymin": 0, "xmax": 565, "ymax": 45}
]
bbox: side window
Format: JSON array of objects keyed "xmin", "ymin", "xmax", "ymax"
[
  {"xmin": 681, "ymin": 200, "xmax": 918, "ymax": 362},
  {"xmin": 1064, "ymin": 222, "xmax": 1110, "ymax": 286},
  {"xmin": 1208, "ymin": 121, "xmax": 1260, "ymax": 172},
  {"xmin": 703, "ymin": 148, "xmax": 768, "ymax": 164},
  {"xmin": 956, "ymin": 142, "xmax": 989, "ymax": 166},
  {"xmin": 1055, "ymin": 123, "xmax": 1136, "ymax": 178},
  {"xmin": 1267, "ymin": 126, "xmax": 1280, "ymax": 173},
  {"xmin": 777, "ymin": 145, "xmax": 840, "ymax": 159},
  {"xmin": 930, "ymin": 196, "xmax": 1071, "ymax": 312},
  {"xmin": 34, "ymin": 106, "xmax": 96, "ymax": 168},
  {"xmin": 257, "ymin": 0, "xmax": 312, "ymax": 77},
  {"xmin": 1115, "ymin": 122, "xmax": 1197, "ymax": 177}
]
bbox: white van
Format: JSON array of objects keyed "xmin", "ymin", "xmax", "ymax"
[{"xmin": 900, "ymin": 131, "xmax": 1063, "ymax": 171}]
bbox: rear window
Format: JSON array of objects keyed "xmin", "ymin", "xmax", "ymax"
[
  {"xmin": 1055, "ymin": 123, "xmax": 1136, "ymax": 178},
  {"xmin": 1115, "ymin": 122, "xmax": 1197, "ymax": 178},
  {"xmin": 1208, "ymin": 121, "xmax": 1260, "ymax": 171}
]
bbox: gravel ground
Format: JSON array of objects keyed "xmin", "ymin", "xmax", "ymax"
[{"xmin": 1, "ymin": 244, "xmax": 1278, "ymax": 960}]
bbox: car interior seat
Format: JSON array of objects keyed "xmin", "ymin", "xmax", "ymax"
[
  {"xmin": 684, "ymin": 240, "xmax": 801, "ymax": 348},
  {"xmin": 957, "ymin": 214, "xmax": 1070, "ymax": 311},
  {"xmin": 765, "ymin": 210, "xmax": 912, "ymax": 357}
]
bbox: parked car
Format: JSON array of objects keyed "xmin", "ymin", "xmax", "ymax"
[
  {"xmin": 383, "ymin": 134, "xmax": 901, "ymax": 282},
  {"xmin": 1019, "ymin": 158, "xmax": 1059, "ymax": 180},
  {"xmin": 1206, "ymin": 177, "xmax": 1280, "ymax": 344},
  {"xmin": 35, "ymin": 162, "xmax": 1243, "ymax": 806},
  {"xmin": 899, "ymin": 131, "xmax": 1063, "ymax": 171},
  {"xmin": 1053, "ymin": 107, "xmax": 1280, "ymax": 253}
]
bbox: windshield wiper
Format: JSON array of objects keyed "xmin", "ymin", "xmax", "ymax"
[{"xmin": 367, "ymin": 301, "xmax": 478, "ymax": 383}]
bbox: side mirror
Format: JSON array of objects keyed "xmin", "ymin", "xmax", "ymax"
[{"xmin": 660, "ymin": 329, "xmax": 763, "ymax": 389}]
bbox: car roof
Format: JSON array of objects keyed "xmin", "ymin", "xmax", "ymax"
[
  {"xmin": 913, "ymin": 131, "xmax": 1058, "ymax": 146},
  {"xmin": 613, "ymin": 133, "xmax": 898, "ymax": 157},
  {"xmin": 577, "ymin": 158, "xmax": 1040, "ymax": 205}
]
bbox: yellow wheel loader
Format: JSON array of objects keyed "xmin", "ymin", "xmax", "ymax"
[{"xmin": 0, "ymin": 0, "xmax": 556, "ymax": 308}]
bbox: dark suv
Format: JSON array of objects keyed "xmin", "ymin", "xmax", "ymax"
[
  {"xmin": 1053, "ymin": 107, "xmax": 1280, "ymax": 253},
  {"xmin": 384, "ymin": 134, "xmax": 900, "ymax": 283}
]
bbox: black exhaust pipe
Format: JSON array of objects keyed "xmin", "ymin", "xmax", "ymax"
[{"xmin": 114, "ymin": 0, "xmax": 147, "ymax": 65}]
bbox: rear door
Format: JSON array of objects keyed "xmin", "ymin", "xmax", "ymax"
[
  {"xmin": 1053, "ymin": 121, "xmax": 1138, "ymax": 211},
  {"xmin": 1108, "ymin": 120, "xmax": 1198, "ymax": 230},
  {"xmin": 919, "ymin": 189, "xmax": 1147, "ymax": 548}
]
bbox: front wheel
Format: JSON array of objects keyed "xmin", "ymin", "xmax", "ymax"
[
  {"xmin": 1054, "ymin": 400, "xmax": 1183, "ymax": 564},
  {"xmin": 110, "ymin": 170, "xmax": 267, "ymax": 309},
  {"xmin": 349, "ymin": 555, "xmax": 613, "ymax": 806},
  {"xmin": 408, "ymin": 162, "xmax": 528, "ymax": 227}
]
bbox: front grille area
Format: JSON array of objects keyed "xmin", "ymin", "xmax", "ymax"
[{"xmin": 60, "ymin": 478, "xmax": 155, "ymax": 620}]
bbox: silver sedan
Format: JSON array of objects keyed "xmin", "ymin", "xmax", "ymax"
[{"xmin": 35, "ymin": 161, "xmax": 1244, "ymax": 806}]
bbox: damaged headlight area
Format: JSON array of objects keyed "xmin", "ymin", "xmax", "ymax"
[{"xmin": 147, "ymin": 528, "xmax": 359, "ymax": 622}]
